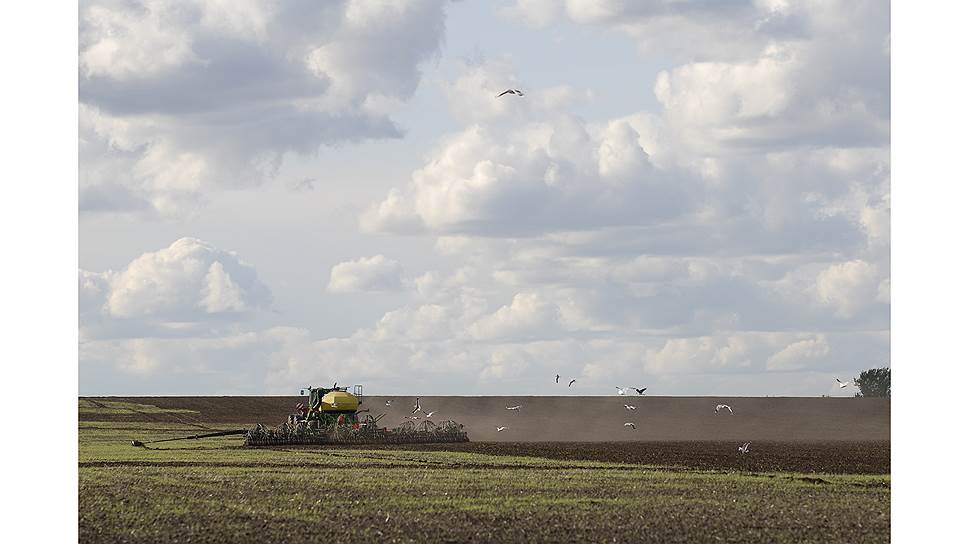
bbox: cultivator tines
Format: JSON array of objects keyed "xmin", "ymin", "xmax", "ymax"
[{"xmin": 243, "ymin": 418, "xmax": 468, "ymax": 447}]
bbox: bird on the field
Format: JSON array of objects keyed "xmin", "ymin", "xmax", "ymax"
[
  {"xmin": 715, "ymin": 404, "xmax": 733, "ymax": 414},
  {"xmin": 424, "ymin": 411, "xmax": 435, "ymax": 418},
  {"xmin": 497, "ymin": 426, "xmax": 508, "ymax": 432},
  {"xmin": 496, "ymin": 89, "xmax": 524, "ymax": 97},
  {"xmin": 412, "ymin": 398, "xmax": 422, "ymax": 414},
  {"xmin": 385, "ymin": 400, "xmax": 392, "ymax": 406},
  {"xmin": 568, "ymin": 379, "xmax": 577, "ymax": 387},
  {"xmin": 738, "ymin": 442, "xmax": 751, "ymax": 454},
  {"xmin": 835, "ymin": 378, "xmax": 855, "ymax": 389},
  {"xmin": 556, "ymin": 374, "xmax": 560, "ymax": 383},
  {"xmin": 385, "ymin": 513, "xmax": 390, "ymax": 523},
  {"xmin": 506, "ymin": 405, "xmax": 522, "ymax": 411},
  {"xmin": 624, "ymin": 422, "xmax": 636, "ymax": 429},
  {"xmin": 624, "ymin": 404, "xmax": 637, "ymax": 411},
  {"xmin": 404, "ymin": 416, "xmax": 420, "ymax": 420},
  {"xmin": 634, "ymin": 387, "xmax": 647, "ymax": 395}
]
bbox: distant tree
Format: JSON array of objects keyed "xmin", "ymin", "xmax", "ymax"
[{"xmin": 854, "ymin": 367, "xmax": 890, "ymax": 397}]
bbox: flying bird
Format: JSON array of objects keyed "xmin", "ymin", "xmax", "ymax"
[
  {"xmin": 412, "ymin": 398, "xmax": 422, "ymax": 414},
  {"xmin": 616, "ymin": 387, "xmax": 627, "ymax": 395},
  {"xmin": 634, "ymin": 387, "xmax": 647, "ymax": 395},
  {"xmin": 556, "ymin": 374, "xmax": 560, "ymax": 384},
  {"xmin": 738, "ymin": 442, "xmax": 751, "ymax": 454},
  {"xmin": 624, "ymin": 404, "xmax": 637, "ymax": 411},
  {"xmin": 568, "ymin": 379, "xmax": 577, "ymax": 387},
  {"xmin": 496, "ymin": 89, "xmax": 524, "ymax": 97},
  {"xmin": 715, "ymin": 404, "xmax": 733, "ymax": 414},
  {"xmin": 506, "ymin": 405, "xmax": 522, "ymax": 411},
  {"xmin": 424, "ymin": 411, "xmax": 435, "ymax": 418},
  {"xmin": 624, "ymin": 422, "xmax": 636, "ymax": 429},
  {"xmin": 835, "ymin": 378, "xmax": 855, "ymax": 389},
  {"xmin": 496, "ymin": 426, "xmax": 508, "ymax": 432}
]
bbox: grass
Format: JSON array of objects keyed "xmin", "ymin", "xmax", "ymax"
[
  {"xmin": 80, "ymin": 422, "xmax": 889, "ymax": 543},
  {"xmin": 78, "ymin": 399, "xmax": 199, "ymax": 416}
]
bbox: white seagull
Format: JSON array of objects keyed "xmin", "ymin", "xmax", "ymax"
[
  {"xmin": 496, "ymin": 89, "xmax": 524, "ymax": 97},
  {"xmin": 616, "ymin": 387, "xmax": 627, "ymax": 395},
  {"xmin": 506, "ymin": 405, "xmax": 522, "ymax": 411},
  {"xmin": 715, "ymin": 404, "xmax": 734, "ymax": 414},
  {"xmin": 624, "ymin": 422, "xmax": 637, "ymax": 429},
  {"xmin": 738, "ymin": 442, "xmax": 751, "ymax": 454},
  {"xmin": 835, "ymin": 378, "xmax": 855, "ymax": 389},
  {"xmin": 424, "ymin": 411, "xmax": 436, "ymax": 418},
  {"xmin": 385, "ymin": 400, "xmax": 393, "ymax": 406},
  {"xmin": 496, "ymin": 426, "xmax": 508, "ymax": 432},
  {"xmin": 404, "ymin": 416, "xmax": 420, "ymax": 420},
  {"xmin": 624, "ymin": 404, "xmax": 637, "ymax": 411}
]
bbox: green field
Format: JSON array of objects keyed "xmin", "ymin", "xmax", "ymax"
[{"xmin": 79, "ymin": 420, "xmax": 889, "ymax": 543}]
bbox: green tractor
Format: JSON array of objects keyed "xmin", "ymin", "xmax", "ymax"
[{"xmin": 290, "ymin": 383, "xmax": 365, "ymax": 427}]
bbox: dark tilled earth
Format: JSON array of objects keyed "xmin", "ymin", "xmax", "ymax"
[
  {"xmin": 81, "ymin": 395, "xmax": 890, "ymax": 474},
  {"xmin": 340, "ymin": 440, "xmax": 890, "ymax": 474},
  {"xmin": 82, "ymin": 395, "xmax": 891, "ymax": 442}
]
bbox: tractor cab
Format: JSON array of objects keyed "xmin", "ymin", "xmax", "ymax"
[{"xmin": 295, "ymin": 384, "xmax": 363, "ymax": 424}]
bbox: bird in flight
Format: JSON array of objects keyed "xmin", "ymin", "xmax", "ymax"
[
  {"xmin": 496, "ymin": 89, "xmax": 524, "ymax": 97},
  {"xmin": 634, "ymin": 387, "xmax": 647, "ymax": 395},
  {"xmin": 496, "ymin": 426, "xmax": 508, "ymax": 432},
  {"xmin": 412, "ymin": 398, "xmax": 422, "ymax": 414},
  {"xmin": 424, "ymin": 411, "xmax": 435, "ymax": 418},
  {"xmin": 616, "ymin": 387, "xmax": 627, "ymax": 395},
  {"xmin": 568, "ymin": 379, "xmax": 577, "ymax": 387},
  {"xmin": 506, "ymin": 405, "xmax": 522, "ymax": 411},
  {"xmin": 835, "ymin": 378, "xmax": 855, "ymax": 389},
  {"xmin": 738, "ymin": 442, "xmax": 751, "ymax": 454},
  {"xmin": 624, "ymin": 422, "xmax": 637, "ymax": 429},
  {"xmin": 556, "ymin": 374, "xmax": 560, "ymax": 384},
  {"xmin": 715, "ymin": 404, "xmax": 733, "ymax": 414},
  {"xmin": 624, "ymin": 404, "xmax": 637, "ymax": 411}
]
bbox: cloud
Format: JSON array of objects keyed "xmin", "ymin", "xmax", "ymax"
[
  {"xmin": 80, "ymin": 238, "xmax": 271, "ymax": 340},
  {"xmin": 327, "ymin": 255, "xmax": 404, "ymax": 293},
  {"xmin": 502, "ymin": 0, "xmax": 889, "ymax": 153},
  {"xmin": 814, "ymin": 260, "xmax": 883, "ymax": 318},
  {"xmin": 362, "ymin": 113, "xmax": 693, "ymax": 237},
  {"xmin": 440, "ymin": 57, "xmax": 590, "ymax": 125},
  {"xmin": 469, "ymin": 292, "xmax": 565, "ymax": 341},
  {"xmin": 79, "ymin": 0, "xmax": 448, "ymax": 216},
  {"xmin": 766, "ymin": 335, "xmax": 831, "ymax": 371}
]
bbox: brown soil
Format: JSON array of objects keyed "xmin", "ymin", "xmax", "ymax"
[
  {"xmin": 82, "ymin": 395, "xmax": 890, "ymax": 442},
  {"xmin": 345, "ymin": 440, "xmax": 890, "ymax": 474}
]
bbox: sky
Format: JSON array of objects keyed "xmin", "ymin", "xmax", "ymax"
[{"xmin": 78, "ymin": 0, "xmax": 890, "ymax": 397}]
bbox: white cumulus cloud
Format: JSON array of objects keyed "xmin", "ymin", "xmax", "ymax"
[
  {"xmin": 79, "ymin": 0, "xmax": 449, "ymax": 216},
  {"xmin": 327, "ymin": 255, "xmax": 405, "ymax": 293}
]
